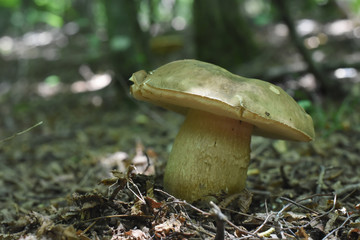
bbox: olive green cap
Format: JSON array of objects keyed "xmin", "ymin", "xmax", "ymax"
[{"xmin": 130, "ymin": 59, "xmax": 315, "ymax": 141}]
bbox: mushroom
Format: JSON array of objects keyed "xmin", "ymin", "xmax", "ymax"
[{"xmin": 130, "ymin": 59, "xmax": 315, "ymax": 202}]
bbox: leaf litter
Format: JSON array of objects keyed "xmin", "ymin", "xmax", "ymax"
[{"xmin": 0, "ymin": 86, "xmax": 360, "ymax": 239}]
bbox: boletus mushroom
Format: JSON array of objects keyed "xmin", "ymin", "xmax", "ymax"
[{"xmin": 130, "ymin": 59, "xmax": 315, "ymax": 202}]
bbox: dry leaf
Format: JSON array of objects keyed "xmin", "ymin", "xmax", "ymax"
[
  {"xmin": 124, "ymin": 228, "xmax": 149, "ymax": 240},
  {"xmin": 295, "ymin": 227, "xmax": 309, "ymax": 239},
  {"xmin": 154, "ymin": 214, "xmax": 182, "ymax": 238},
  {"xmin": 100, "ymin": 151, "xmax": 129, "ymax": 172}
]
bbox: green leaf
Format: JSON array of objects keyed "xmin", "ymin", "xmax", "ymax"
[
  {"xmin": 298, "ymin": 99, "xmax": 313, "ymax": 111},
  {"xmin": 44, "ymin": 75, "xmax": 60, "ymax": 86},
  {"xmin": 0, "ymin": 0, "xmax": 20, "ymax": 8},
  {"xmin": 110, "ymin": 35, "xmax": 131, "ymax": 51},
  {"xmin": 40, "ymin": 12, "xmax": 63, "ymax": 27}
]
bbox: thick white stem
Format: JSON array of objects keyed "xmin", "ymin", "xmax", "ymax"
[{"xmin": 164, "ymin": 109, "xmax": 253, "ymax": 202}]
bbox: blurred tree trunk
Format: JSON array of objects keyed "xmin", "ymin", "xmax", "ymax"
[
  {"xmin": 193, "ymin": 0, "xmax": 258, "ymax": 69},
  {"xmin": 103, "ymin": 0, "xmax": 149, "ymax": 91},
  {"xmin": 273, "ymin": 0, "xmax": 329, "ymax": 95},
  {"xmin": 0, "ymin": 9, "xmax": 12, "ymax": 35}
]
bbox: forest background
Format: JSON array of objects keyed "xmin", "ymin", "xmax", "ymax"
[{"xmin": 1, "ymin": 0, "xmax": 360, "ymax": 239}]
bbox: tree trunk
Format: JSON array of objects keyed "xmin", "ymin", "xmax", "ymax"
[
  {"xmin": 193, "ymin": 0, "xmax": 258, "ymax": 69},
  {"xmin": 104, "ymin": 0, "xmax": 149, "ymax": 90}
]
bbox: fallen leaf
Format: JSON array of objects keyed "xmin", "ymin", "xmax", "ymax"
[{"xmin": 154, "ymin": 213, "xmax": 182, "ymax": 238}]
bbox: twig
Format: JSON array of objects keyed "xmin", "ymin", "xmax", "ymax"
[
  {"xmin": 340, "ymin": 189, "xmax": 357, "ymax": 202},
  {"xmin": 279, "ymin": 197, "xmax": 319, "ymax": 214},
  {"xmin": 316, "ymin": 166, "xmax": 326, "ymax": 196},
  {"xmin": 82, "ymin": 214, "xmax": 153, "ymax": 222},
  {"xmin": 108, "ymin": 166, "xmax": 145, "ymax": 202},
  {"xmin": 265, "ymin": 199, "xmax": 269, "ymax": 215},
  {"xmin": 249, "ymin": 189, "xmax": 271, "ymax": 196},
  {"xmin": 155, "ymin": 189, "xmax": 210, "ymax": 216},
  {"xmin": 155, "ymin": 189, "xmax": 215, "ymax": 238},
  {"xmin": 335, "ymin": 183, "xmax": 360, "ymax": 196},
  {"xmin": 210, "ymin": 201, "xmax": 226, "ymax": 240},
  {"xmin": 0, "ymin": 121, "xmax": 43, "ymax": 143},
  {"xmin": 127, "ymin": 178, "xmax": 146, "ymax": 204},
  {"xmin": 305, "ymin": 194, "xmax": 337, "ymax": 228},
  {"xmin": 142, "ymin": 152, "xmax": 151, "ymax": 174},
  {"xmin": 275, "ymin": 219, "xmax": 286, "ymax": 239},
  {"xmin": 219, "ymin": 207, "xmax": 264, "ymax": 221},
  {"xmin": 210, "ymin": 202, "xmax": 260, "ymax": 239},
  {"xmin": 281, "ymin": 194, "xmax": 338, "ymax": 231},
  {"xmin": 186, "ymin": 223, "xmax": 215, "ymax": 238},
  {"xmin": 271, "ymin": 193, "xmax": 337, "ymax": 238},
  {"xmin": 251, "ymin": 141, "xmax": 272, "ymax": 159},
  {"xmin": 276, "ymin": 193, "xmax": 333, "ymax": 219},
  {"xmin": 279, "ymin": 219, "xmax": 297, "ymax": 238},
  {"xmin": 108, "ymin": 180, "xmax": 125, "ymax": 201},
  {"xmin": 322, "ymin": 212, "xmax": 352, "ymax": 240},
  {"xmin": 82, "ymin": 220, "xmax": 98, "ymax": 234},
  {"xmin": 236, "ymin": 199, "xmax": 275, "ymax": 239},
  {"xmin": 155, "ymin": 189, "xmax": 261, "ymax": 239},
  {"xmin": 254, "ymin": 210, "xmax": 273, "ymax": 234}
]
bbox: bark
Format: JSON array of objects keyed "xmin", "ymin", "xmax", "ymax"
[
  {"xmin": 193, "ymin": 0, "xmax": 258, "ymax": 69},
  {"xmin": 104, "ymin": 0, "xmax": 149, "ymax": 88}
]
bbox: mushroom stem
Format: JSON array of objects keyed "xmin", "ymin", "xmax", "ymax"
[{"xmin": 164, "ymin": 109, "xmax": 253, "ymax": 202}]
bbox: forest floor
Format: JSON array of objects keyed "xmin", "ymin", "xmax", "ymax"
[{"xmin": 1, "ymin": 79, "xmax": 360, "ymax": 240}]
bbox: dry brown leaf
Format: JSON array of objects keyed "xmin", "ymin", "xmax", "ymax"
[
  {"xmin": 283, "ymin": 211, "xmax": 308, "ymax": 221},
  {"xmin": 144, "ymin": 196, "xmax": 163, "ymax": 209},
  {"xmin": 325, "ymin": 212, "xmax": 339, "ymax": 233},
  {"xmin": 131, "ymin": 141, "xmax": 156, "ymax": 175},
  {"xmin": 154, "ymin": 213, "xmax": 182, "ymax": 238},
  {"xmin": 295, "ymin": 227, "xmax": 309, "ymax": 239},
  {"xmin": 100, "ymin": 151, "xmax": 129, "ymax": 172},
  {"xmin": 130, "ymin": 200, "xmax": 145, "ymax": 216},
  {"xmin": 347, "ymin": 228, "xmax": 360, "ymax": 240},
  {"xmin": 123, "ymin": 228, "xmax": 150, "ymax": 240}
]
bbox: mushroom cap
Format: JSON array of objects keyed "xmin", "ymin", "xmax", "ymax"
[{"xmin": 130, "ymin": 59, "xmax": 315, "ymax": 141}]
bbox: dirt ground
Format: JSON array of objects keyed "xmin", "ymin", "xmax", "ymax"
[{"xmin": 0, "ymin": 77, "xmax": 360, "ymax": 240}]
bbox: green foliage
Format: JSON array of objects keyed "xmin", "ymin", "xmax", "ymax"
[
  {"xmin": 3, "ymin": 0, "xmax": 71, "ymax": 29},
  {"xmin": 33, "ymin": 0, "xmax": 71, "ymax": 27},
  {"xmin": 349, "ymin": 0, "xmax": 360, "ymax": 14},
  {"xmin": 0, "ymin": 0, "xmax": 20, "ymax": 8},
  {"xmin": 307, "ymin": 96, "xmax": 359, "ymax": 136},
  {"xmin": 34, "ymin": 0, "xmax": 70, "ymax": 13},
  {"xmin": 87, "ymin": 34, "xmax": 102, "ymax": 59},
  {"xmin": 298, "ymin": 99, "xmax": 312, "ymax": 112},
  {"xmin": 38, "ymin": 11, "xmax": 63, "ymax": 27},
  {"xmin": 44, "ymin": 75, "xmax": 61, "ymax": 86},
  {"xmin": 110, "ymin": 35, "xmax": 131, "ymax": 52},
  {"xmin": 93, "ymin": 0, "xmax": 107, "ymax": 29},
  {"xmin": 138, "ymin": 0, "xmax": 193, "ymax": 31},
  {"xmin": 244, "ymin": 0, "xmax": 274, "ymax": 25}
]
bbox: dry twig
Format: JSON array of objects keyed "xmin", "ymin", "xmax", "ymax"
[{"xmin": 322, "ymin": 212, "xmax": 353, "ymax": 240}]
